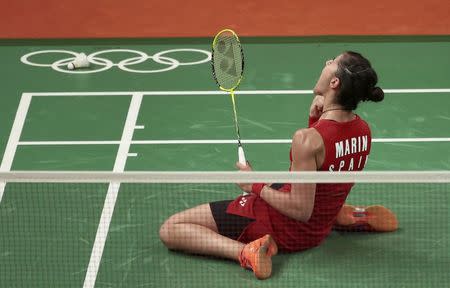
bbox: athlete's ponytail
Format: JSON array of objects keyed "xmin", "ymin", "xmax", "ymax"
[{"xmin": 335, "ymin": 51, "xmax": 384, "ymax": 110}]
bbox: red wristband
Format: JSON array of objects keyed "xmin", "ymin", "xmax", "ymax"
[{"xmin": 251, "ymin": 183, "xmax": 265, "ymax": 196}]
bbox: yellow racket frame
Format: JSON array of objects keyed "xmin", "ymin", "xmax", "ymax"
[{"xmin": 212, "ymin": 28, "xmax": 244, "ymax": 93}]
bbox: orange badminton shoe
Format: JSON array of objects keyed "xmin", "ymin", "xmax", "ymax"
[
  {"xmin": 238, "ymin": 234, "xmax": 278, "ymax": 279},
  {"xmin": 334, "ymin": 205, "xmax": 398, "ymax": 232}
]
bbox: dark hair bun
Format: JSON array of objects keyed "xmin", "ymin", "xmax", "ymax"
[{"xmin": 369, "ymin": 87, "xmax": 384, "ymax": 102}]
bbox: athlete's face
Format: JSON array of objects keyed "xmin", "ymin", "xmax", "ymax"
[{"xmin": 313, "ymin": 54, "xmax": 343, "ymax": 96}]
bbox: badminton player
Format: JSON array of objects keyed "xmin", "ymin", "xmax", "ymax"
[{"xmin": 159, "ymin": 51, "xmax": 397, "ymax": 279}]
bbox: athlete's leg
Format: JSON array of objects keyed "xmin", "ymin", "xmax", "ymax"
[
  {"xmin": 159, "ymin": 203, "xmax": 277, "ymax": 279},
  {"xmin": 159, "ymin": 203, "xmax": 244, "ymax": 260}
]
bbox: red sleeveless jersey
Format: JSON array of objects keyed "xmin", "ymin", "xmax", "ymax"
[
  {"xmin": 310, "ymin": 114, "xmax": 371, "ymax": 172},
  {"xmin": 227, "ymin": 114, "xmax": 372, "ymax": 252}
]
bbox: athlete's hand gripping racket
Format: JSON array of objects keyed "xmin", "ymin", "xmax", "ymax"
[{"xmin": 211, "ymin": 29, "xmax": 247, "ymax": 166}]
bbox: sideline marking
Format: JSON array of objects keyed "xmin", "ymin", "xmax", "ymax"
[
  {"xmin": 0, "ymin": 93, "xmax": 33, "ymax": 202},
  {"xmin": 82, "ymin": 93, "xmax": 143, "ymax": 288}
]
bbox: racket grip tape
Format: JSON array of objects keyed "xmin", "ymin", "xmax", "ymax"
[
  {"xmin": 237, "ymin": 146, "xmax": 250, "ymax": 195},
  {"xmin": 238, "ymin": 146, "xmax": 246, "ymax": 165}
]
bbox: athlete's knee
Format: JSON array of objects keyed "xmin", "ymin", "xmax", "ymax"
[
  {"xmin": 159, "ymin": 220, "xmax": 171, "ymax": 248},
  {"xmin": 159, "ymin": 215, "xmax": 178, "ymax": 249}
]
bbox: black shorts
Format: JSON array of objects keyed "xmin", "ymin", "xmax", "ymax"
[
  {"xmin": 209, "ymin": 184, "xmax": 285, "ymax": 240},
  {"xmin": 209, "ymin": 200, "xmax": 254, "ymax": 240}
]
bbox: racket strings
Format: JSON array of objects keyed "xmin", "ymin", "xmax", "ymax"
[{"xmin": 212, "ymin": 32, "xmax": 243, "ymax": 91}]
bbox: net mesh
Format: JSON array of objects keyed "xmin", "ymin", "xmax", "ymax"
[
  {"xmin": 212, "ymin": 30, "xmax": 243, "ymax": 90},
  {"xmin": 0, "ymin": 171, "xmax": 449, "ymax": 287}
]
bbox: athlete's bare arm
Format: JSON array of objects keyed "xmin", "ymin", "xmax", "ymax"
[{"xmin": 236, "ymin": 128, "xmax": 323, "ymax": 222}]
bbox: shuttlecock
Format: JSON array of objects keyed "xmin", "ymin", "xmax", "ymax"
[{"xmin": 67, "ymin": 53, "xmax": 90, "ymax": 70}]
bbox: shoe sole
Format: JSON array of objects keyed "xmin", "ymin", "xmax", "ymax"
[
  {"xmin": 254, "ymin": 235, "xmax": 276, "ymax": 280},
  {"xmin": 366, "ymin": 205, "xmax": 398, "ymax": 232}
]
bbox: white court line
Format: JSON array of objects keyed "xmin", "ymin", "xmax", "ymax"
[
  {"xmin": 83, "ymin": 93, "xmax": 143, "ymax": 288},
  {"xmin": 0, "ymin": 93, "xmax": 33, "ymax": 203},
  {"xmin": 372, "ymin": 138, "xmax": 450, "ymax": 143},
  {"xmin": 16, "ymin": 137, "xmax": 450, "ymax": 146},
  {"xmin": 26, "ymin": 88, "xmax": 450, "ymax": 96},
  {"xmin": 18, "ymin": 141, "xmax": 122, "ymax": 145}
]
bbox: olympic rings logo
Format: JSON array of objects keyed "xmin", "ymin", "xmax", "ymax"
[{"xmin": 20, "ymin": 49, "xmax": 212, "ymax": 74}]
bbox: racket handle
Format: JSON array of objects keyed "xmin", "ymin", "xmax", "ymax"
[
  {"xmin": 237, "ymin": 146, "xmax": 249, "ymax": 196},
  {"xmin": 238, "ymin": 146, "xmax": 246, "ymax": 165}
]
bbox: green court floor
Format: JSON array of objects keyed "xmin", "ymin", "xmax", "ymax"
[{"xmin": 0, "ymin": 36, "xmax": 449, "ymax": 287}]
